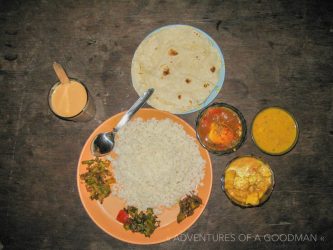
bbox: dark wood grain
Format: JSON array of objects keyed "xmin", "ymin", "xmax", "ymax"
[{"xmin": 0, "ymin": 0, "xmax": 332, "ymax": 249}]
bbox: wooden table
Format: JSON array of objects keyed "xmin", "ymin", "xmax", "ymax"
[{"xmin": 0, "ymin": 0, "xmax": 332, "ymax": 249}]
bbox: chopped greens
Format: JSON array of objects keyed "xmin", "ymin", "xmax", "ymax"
[
  {"xmin": 177, "ymin": 194, "xmax": 202, "ymax": 223},
  {"xmin": 118, "ymin": 206, "xmax": 160, "ymax": 237},
  {"xmin": 80, "ymin": 157, "xmax": 115, "ymax": 203}
]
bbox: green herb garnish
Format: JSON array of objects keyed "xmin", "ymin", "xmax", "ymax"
[
  {"xmin": 122, "ymin": 206, "xmax": 160, "ymax": 237},
  {"xmin": 80, "ymin": 157, "xmax": 115, "ymax": 203}
]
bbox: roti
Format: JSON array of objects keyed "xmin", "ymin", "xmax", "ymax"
[{"xmin": 131, "ymin": 25, "xmax": 222, "ymax": 114}]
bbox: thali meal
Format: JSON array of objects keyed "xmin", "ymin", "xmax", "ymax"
[
  {"xmin": 116, "ymin": 206, "xmax": 160, "ymax": 237},
  {"xmin": 196, "ymin": 103, "xmax": 246, "ymax": 154},
  {"xmin": 131, "ymin": 25, "xmax": 223, "ymax": 114},
  {"xmin": 223, "ymin": 156, "xmax": 274, "ymax": 207},
  {"xmin": 252, "ymin": 107, "xmax": 298, "ymax": 155},
  {"xmin": 80, "ymin": 158, "xmax": 115, "ymax": 203},
  {"xmin": 109, "ymin": 118, "xmax": 205, "ymax": 212},
  {"xmin": 74, "ymin": 23, "xmax": 300, "ymax": 243}
]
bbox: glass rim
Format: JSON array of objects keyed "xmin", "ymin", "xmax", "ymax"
[{"xmin": 48, "ymin": 78, "xmax": 91, "ymax": 120}]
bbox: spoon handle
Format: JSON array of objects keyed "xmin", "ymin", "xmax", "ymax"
[
  {"xmin": 53, "ymin": 62, "xmax": 70, "ymax": 84},
  {"xmin": 113, "ymin": 88, "xmax": 154, "ymax": 132}
]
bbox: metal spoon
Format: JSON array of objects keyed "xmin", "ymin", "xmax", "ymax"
[{"xmin": 91, "ymin": 88, "xmax": 154, "ymax": 156}]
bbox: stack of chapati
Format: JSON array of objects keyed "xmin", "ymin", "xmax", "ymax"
[{"xmin": 131, "ymin": 25, "xmax": 222, "ymax": 114}]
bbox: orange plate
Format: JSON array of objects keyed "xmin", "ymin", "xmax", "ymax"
[{"xmin": 77, "ymin": 108, "xmax": 212, "ymax": 244}]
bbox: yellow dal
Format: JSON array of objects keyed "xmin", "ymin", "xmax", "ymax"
[{"xmin": 252, "ymin": 107, "xmax": 297, "ymax": 154}]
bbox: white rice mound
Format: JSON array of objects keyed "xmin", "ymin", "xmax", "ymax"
[{"xmin": 109, "ymin": 118, "xmax": 205, "ymax": 212}]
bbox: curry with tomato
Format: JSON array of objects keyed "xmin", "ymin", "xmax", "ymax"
[{"xmin": 197, "ymin": 106, "xmax": 243, "ymax": 152}]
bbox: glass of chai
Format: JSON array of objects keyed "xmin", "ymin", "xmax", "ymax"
[{"xmin": 48, "ymin": 63, "xmax": 95, "ymax": 122}]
